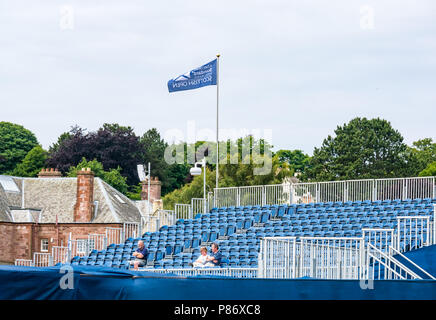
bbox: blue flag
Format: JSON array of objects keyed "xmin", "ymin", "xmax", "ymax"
[{"xmin": 168, "ymin": 59, "xmax": 217, "ymax": 93}]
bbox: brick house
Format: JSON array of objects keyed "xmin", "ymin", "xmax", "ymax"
[{"xmin": 0, "ymin": 168, "xmax": 161, "ymax": 264}]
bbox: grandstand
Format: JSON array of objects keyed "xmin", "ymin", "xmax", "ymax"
[
  {"xmin": 8, "ymin": 175, "xmax": 436, "ymax": 300},
  {"xmin": 54, "ymin": 176, "xmax": 436, "ymax": 281}
]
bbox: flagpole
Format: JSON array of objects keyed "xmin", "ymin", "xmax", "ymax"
[{"xmin": 216, "ymin": 54, "xmax": 220, "ymax": 195}]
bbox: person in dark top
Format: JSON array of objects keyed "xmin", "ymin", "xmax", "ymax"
[
  {"xmin": 206, "ymin": 242, "xmax": 222, "ymax": 267},
  {"xmin": 130, "ymin": 240, "xmax": 148, "ymax": 270}
]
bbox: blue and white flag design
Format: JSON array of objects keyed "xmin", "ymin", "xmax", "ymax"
[{"xmin": 168, "ymin": 59, "xmax": 217, "ymax": 92}]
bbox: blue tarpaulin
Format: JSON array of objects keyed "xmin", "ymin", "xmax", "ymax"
[{"xmin": 0, "ymin": 265, "xmax": 435, "ymax": 300}]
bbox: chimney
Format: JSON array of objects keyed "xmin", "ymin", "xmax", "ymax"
[
  {"xmin": 38, "ymin": 168, "xmax": 62, "ymax": 178},
  {"xmin": 73, "ymin": 168, "xmax": 94, "ymax": 222},
  {"xmin": 141, "ymin": 176, "xmax": 161, "ymax": 202}
]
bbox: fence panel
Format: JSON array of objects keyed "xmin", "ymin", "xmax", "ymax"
[
  {"xmin": 67, "ymin": 239, "xmax": 88, "ymax": 260},
  {"xmin": 239, "ymin": 186, "xmax": 264, "ymax": 207},
  {"xmin": 191, "ymin": 198, "xmax": 206, "ymax": 216},
  {"xmin": 89, "ymin": 233, "xmax": 107, "ymax": 252},
  {"xmin": 298, "ymin": 237, "xmax": 363, "ymax": 279},
  {"xmin": 258, "ymin": 237, "xmax": 297, "ymax": 279},
  {"xmin": 15, "ymin": 259, "xmax": 33, "ymax": 267},
  {"xmin": 52, "ymin": 246, "xmax": 69, "ymax": 265},
  {"xmin": 212, "ymin": 176, "xmax": 435, "ymax": 207},
  {"xmin": 214, "ymin": 187, "xmax": 238, "ymax": 208},
  {"xmin": 175, "ymin": 204, "xmax": 192, "ymax": 220},
  {"xmin": 362, "ymin": 228, "xmax": 395, "ymax": 253},
  {"xmin": 364, "ymin": 243, "xmax": 420, "ymax": 280},
  {"xmin": 265, "ymin": 184, "xmax": 290, "ymax": 205},
  {"xmin": 318, "ymin": 181, "xmax": 346, "ymax": 203},
  {"xmin": 405, "ymin": 177, "xmax": 435, "ymax": 200},
  {"xmin": 33, "ymin": 252, "xmax": 53, "ymax": 267},
  {"xmin": 123, "ymin": 222, "xmax": 140, "ymax": 241},
  {"xmin": 347, "ymin": 179, "xmax": 374, "ymax": 202},
  {"xmin": 291, "ymin": 183, "xmax": 317, "ymax": 204},
  {"xmin": 396, "ymin": 216, "xmax": 431, "ymax": 252}
]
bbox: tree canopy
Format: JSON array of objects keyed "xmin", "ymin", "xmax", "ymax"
[
  {"xmin": 11, "ymin": 145, "xmax": 48, "ymax": 177},
  {"xmin": 0, "ymin": 122, "xmax": 39, "ymax": 174},
  {"xmin": 47, "ymin": 124, "xmax": 142, "ymax": 186},
  {"xmin": 303, "ymin": 117, "xmax": 414, "ymax": 181},
  {"xmin": 67, "ymin": 158, "xmax": 129, "ymax": 194}
]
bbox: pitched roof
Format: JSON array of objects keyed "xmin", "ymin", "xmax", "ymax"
[{"xmin": 0, "ymin": 175, "xmax": 142, "ymax": 223}]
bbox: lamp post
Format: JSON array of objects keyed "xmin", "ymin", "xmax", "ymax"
[{"xmin": 190, "ymin": 158, "xmax": 207, "ymax": 213}]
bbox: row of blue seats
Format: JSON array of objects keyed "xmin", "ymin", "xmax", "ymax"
[{"xmin": 209, "ymin": 198, "xmax": 435, "ymax": 213}]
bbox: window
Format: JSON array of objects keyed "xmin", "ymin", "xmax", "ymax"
[
  {"xmin": 0, "ymin": 176, "xmax": 20, "ymax": 192},
  {"xmin": 76, "ymin": 239, "xmax": 88, "ymax": 254},
  {"xmin": 40, "ymin": 239, "xmax": 49, "ymax": 252}
]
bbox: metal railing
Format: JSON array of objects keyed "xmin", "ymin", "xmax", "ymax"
[
  {"xmin": 88, "ymin": 233, "xmax": 107, "ymax": 252},
  {"xmin": 52, "ymin": 246, "xmax": 69, "ymax": 265},
  {"xmin": 175, "ymin": 203, "xmax": 192, "ymax": 220},
  {"xmin": 396, "ymin": 216, "xmax": 432, "ymax": 252},
  {"xmin": 388, "ymin": 246, "xmax": 436, "ymax": 280},
  {"xmin": 258, "ymin": 237, "xmax": 297, "ymax": 278},
  {"xmin": 363, "ymin": 228, "xmax": 395, "ymax": 253},
  {"xmin": 123, "ymin": 222, "xmax": 140, "ymax": 240},
  {"xmin": 298, "ymin": 237, "xmax": 363, "ymax": 279},
  {"xmin": 364, "ymin": 243, "xmax": 421, "ymax": 280},
  {"xmin": 213, "ymin": 176, "xmax": 435, "ymax": 207},
  {"xmin": 33, "ymin": 252, "xmax": 53, "ymax": 267},
  {"xmin": 105, "ymin": 227, "xmax": 122, "ymax": 245},
  {"xmin": 142, "ymin": 267, "xmax": 257, "ymax": 278},
  {"xmin": 14, "ymin": 259, "xmax": 33, "ymax": 267}
]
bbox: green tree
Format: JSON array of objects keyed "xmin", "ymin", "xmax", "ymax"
[
  {"xmin": 162, "ymin": 135, "xmax": 293, "ymax": 210},
  {"xmin": 67, "ymin": 158, "xmax": 129, "ymax": 194},
  {"xmin": 408, "ymin": 138, "xmax": 436, "ymax": 175},
  {"xmin": 0, "ymin": 122, "xmax": 38, "ymax": 174},
  {"xmin": 11, "ymin": 145, "xmax": 48, "ymax": 177},
  {"xmin": 419, "ymin": 161, "xmax": 436, "ymax": 177},
  {"xmin": 162, "ymin": 168, "xmax": 216, "ymax": 210},
  {"xmin": 275, "ymin": 149, "xmax": 310, "ymax": 174},
  {"xmin": 303, "ymin": 117, "xmax": 414, "ymax": 181}
]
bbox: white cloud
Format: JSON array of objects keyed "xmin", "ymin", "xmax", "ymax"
[{"xmin": 0, "ymin": 0, "xmax": 435, "ymax": 155}]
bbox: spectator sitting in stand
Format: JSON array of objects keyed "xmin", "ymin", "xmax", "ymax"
[{"xmin": 130, "ymin": 240, "xmax": 148, "ymax": 270}]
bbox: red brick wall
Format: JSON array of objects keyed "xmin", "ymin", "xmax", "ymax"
[
  {"xmin": 74, "ymin": 169, "xmax": 94, "ymax": 222},
  {"xmin": 141, "ymin": 177, "xmax": 161, "ymax": 202},
  {"xmin": 0, "ymin": 222, "xmax": 123, "ymax": 264}
]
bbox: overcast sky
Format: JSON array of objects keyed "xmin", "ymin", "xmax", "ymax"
[{"xmin": 1, "ymin": 0, "xmax": 435, "ymax": 155}]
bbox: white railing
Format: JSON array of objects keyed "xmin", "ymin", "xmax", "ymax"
[
  {"xmin": 364, "ymin": 243, "xmax": 421, "ymax": 280},
  {"xmin": 388, "ymin": 246, "xmax": 436, "ymax": 280},
  {"xmin": 123, "ymin": 222, "xmax": 140, "ymax": 241},
  {"xmin": 257, "ymin": 232, "xmax": 434, "ymax": 280},
  {"xmin": 396, "ymin": 216, "xmax": 432, "ymax": 252},
  {"xmin": 213, "ymin": 176, "xmax": 435, "ymax": 207},
  {"xmin": 14, "ymin": 259, "xmax": 33, "ymax": 267},
  {"xmin": 141, "ymin": 267, "xmax": 257, "ymax": 278},
  {"xmin": 105, "ymin": 228, "xmax": 122, "ymax": 245},
  {"xmin": 88, "ymin": 233, "xmax": 107, "ymax": 252},
  {"xmin": 52, "ymin": 246, "xmax": 69, "ymax": 265},
  {"xmin": 67, "ymin": 238, "xmax": 87, "ymax": 260},
  {"xmin": 214, "ymin": 187, "xmax": 239, "ymax": 208},
  {"xmin": 258, "ymin": 237, "xmax": 297, "ymax": 278},
  {"xmin": 33, "ymin": 252, "xmax": 53, "ymax": 267},
  {"xmin": 298, "ymin": 237, "xmax": 363, "ymax": 279},
  {"xmin": 363, "ymin": 228, "xmax": 395, "ymax": 253},
  {"xmin": 175, "ymin": 203, "xmax": 192, "ymax": 220},
  {"xmin": 191, "ymin": 198, "xmax": 207, "ymax": 216}
]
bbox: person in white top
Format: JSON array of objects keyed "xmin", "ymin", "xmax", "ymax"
[{"xmin": 192, "ymin": 247, "xmax": 214, "ymax": 268}]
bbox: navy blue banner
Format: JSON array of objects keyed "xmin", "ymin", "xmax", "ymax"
[{"xmin": 168, "ymin": 59, "xmax": 217, "ymax": 92}]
